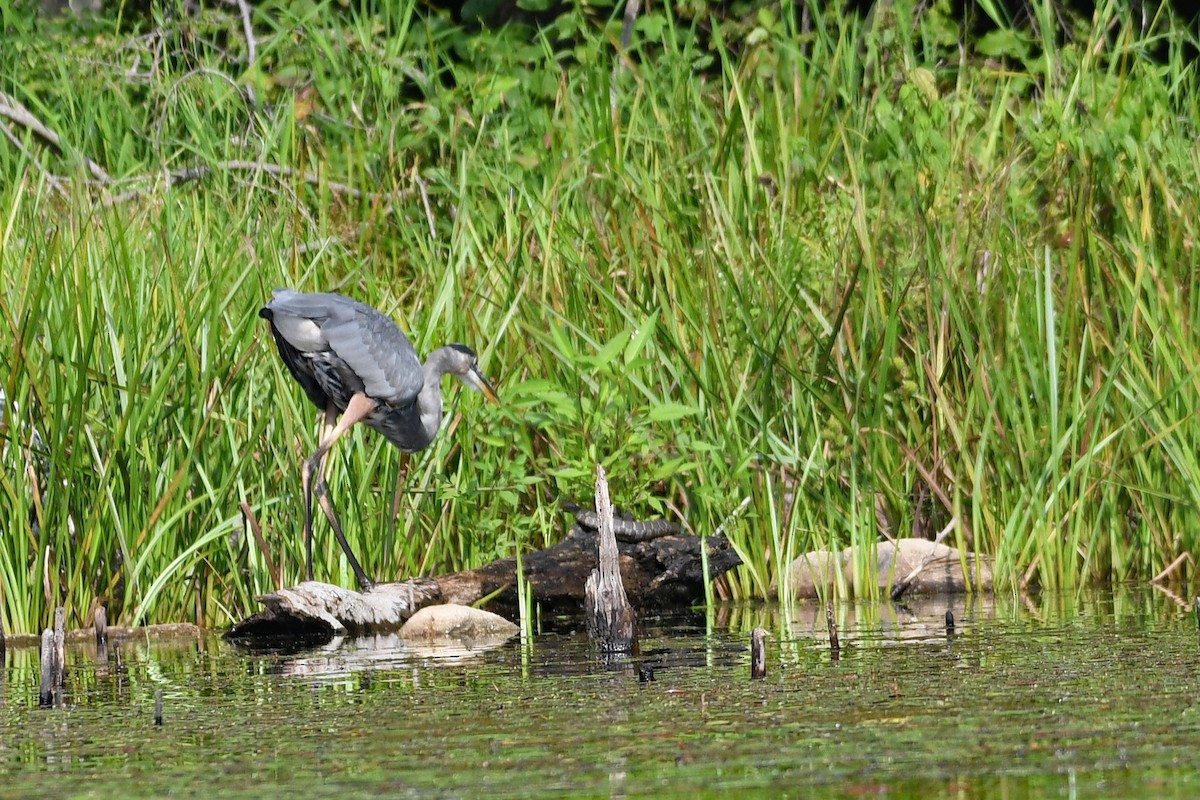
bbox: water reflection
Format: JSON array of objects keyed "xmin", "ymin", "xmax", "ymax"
[
  {"xmin": 247, "ymin": 632, "xmax": 519, "ymax": 681},
  {"xmin": 1, "ymin": 587, "xmax": 1199, "ymax": 799}
]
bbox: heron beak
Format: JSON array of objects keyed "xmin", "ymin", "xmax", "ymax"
[{"xmin": 469, "ymin": 366, "xmax": 501, "ymax": 405}]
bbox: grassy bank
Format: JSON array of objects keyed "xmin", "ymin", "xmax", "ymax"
[{"xmin": 1, "ymin": 1, "xmax": 1198, "ymax": 633}]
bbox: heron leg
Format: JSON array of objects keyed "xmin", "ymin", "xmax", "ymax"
[
  {"xmin": 300, "ymin": 404, "xmax": 339, "ymax": 582},
  {"xmin": 302, "ymin": 393, "xmax": 378, "ymax": 591},
  {"xmin": 313, "ymin": 474, "xmax": 375, "ymax": 592}
]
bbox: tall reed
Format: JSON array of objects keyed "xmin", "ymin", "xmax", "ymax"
[{"xmin": 1, "ymin": 1, "xmax": 1198, "ymax": 631}]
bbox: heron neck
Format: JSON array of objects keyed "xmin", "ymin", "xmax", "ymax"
[{"xmin": 414, "ymin": 347, "xmax": 458, "ymax": 448}]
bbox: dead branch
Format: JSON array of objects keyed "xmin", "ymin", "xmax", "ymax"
[
  {"xmin": 106, "ymin": 160, "xmax": 411, "ymax": 206},
  {"xmin": 0, "ymin": 90, "xmax": 112, "ymax": 183}
]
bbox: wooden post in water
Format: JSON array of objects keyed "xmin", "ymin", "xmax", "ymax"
[
  {"xmin": 945, "ymin": 609, "xmax": 955, "ymax": 636},
  {"xmin": 750, "ymin": 627, "xmax": 767, "ymax": 679},
  {"xmin": 584, "ymin": 464, "xmax": 637, "ymax": 656},
  {"xmin": 1194, "ymin": 597, "xmax": 1200, "ymax": 632},
  {"xmin": 154, "ymin": 689, "xmax": 163, "ymax": 726},
  {"xmin": 39, "ymin": 629, "xmax": 61, "ymax": 707},
  {"xmin": 826, "ymin": 603, "xmax": 840, "ymax": 661},
  {"xmin": 54, "ymin": 607, "xmax": 66, "ymax": 697},
  {"xmin": 95, "ymin": 606, "xmax": 108, "ymax": 648}
]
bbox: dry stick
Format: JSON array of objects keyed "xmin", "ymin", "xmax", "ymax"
[
  {"xmin": 415, "ymin": 173, "xmax": 437, "ymax": 240},
  {"xmin": 712, "ymin": 496, "xmax": 752, "ymax": 539},
  {"xmin": 1151, "ymin": 551, "xmax": 1195, "ymax": 584},
  {"xmin": 0, "ymin": 122, "xmax": 69, "ymax": 198},
  {"xmin": 107, "ymin": 160, "xmax": 410, "ymax": 206},
  {"xmin": 620, "ymin": 0, "xmax": 641, "ymax": 50},
  {"xmin": 240, "ymin": 500, "xmax": 280, "ymax": 588},
  {"xmin": 0, "ymin": 90, "xmax": 112, "ymax": 182},
  {"xmin": 750, "ymin": 627, "xmax": 767, "ymax": 680},
  {"xmin": 2, "ymin": 86, "xmax": 390, "ymax": 207},
  {"xmin": 889, "ymin": 516, "xmax": 960, "ymax": 601},
  {"xmin": 225, "ymin": 0, "xmax": 257, "ymax": 72},
  {"xmin": 152, "ymin": 66, "xmax": 245, "ymax": 139},
  {"xmin": 218, "ymin": 0, "xmax": 258, "ymax": 107},
  {"xmin": 826, "ymin": 603, "xmax": 840, "ymax": 661},
  {"xmin": 42, "ymin": 546, "xmax": 52, "ymax": 611}
]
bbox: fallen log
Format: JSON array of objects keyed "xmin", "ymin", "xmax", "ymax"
[
  {"xmin": 227, "ymin": 519, "xmax": 740, "ymax": 639},
  {"xmin": 227, "ymin": 579, "xmax": 442, "ymax": 639}
]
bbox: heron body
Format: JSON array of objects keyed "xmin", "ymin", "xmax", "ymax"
[{"xmin": 260, "ymin": 288, "xmax": 499, "ymax": 590}]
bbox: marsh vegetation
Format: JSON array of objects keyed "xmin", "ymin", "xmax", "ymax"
[{"xmin": 1, "ymin": 1, "xmax": 1199, "ymax": 632}]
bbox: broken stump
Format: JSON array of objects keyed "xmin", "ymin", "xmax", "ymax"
[{"xmin": 584, "ymin": 464, "xmax": 637, "ymax": 655}]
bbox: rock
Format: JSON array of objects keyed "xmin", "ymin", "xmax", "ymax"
[
  {"xmin": 777, "ymin": 539, "xmax": 993, "ymax": 597},
  {"xmin": 774, "ymin": 549, "xmax": 842, "ymax": 598},
  {"xmin": 399, "ymin": 604, "xmax": 519, "ymax": 644},
  {"xmin": 877, "ymin": 538, "xmax": 993, "ymax": 595}
]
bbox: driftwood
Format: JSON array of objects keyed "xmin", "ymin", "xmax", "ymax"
[
  {"xmin": 227, "ymin": 579, "xmax": 441, "ymax": 639},
  {"xmin": 228, "ymin": 508, "xmax": 741, "ymax": 640},
  {"xmin": 39, "ymin": 629, "xmax": 61, "ymax": 708},
  {"xmin": 438, "ymin": 525, "xmax": 740, "ymax": 610},
  {"xmin": 584, "ymin": 464, "xmax": 637, "ymax": 654}
]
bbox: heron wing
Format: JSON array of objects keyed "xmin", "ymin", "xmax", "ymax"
[{"xmin": 267, "ymin": 289, "xmax": 424, "ymax": 405}]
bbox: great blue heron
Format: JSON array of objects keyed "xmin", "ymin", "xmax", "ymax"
[{"xmin": 260, "ymin": 288, "xmax": 499, "ymax": 590}]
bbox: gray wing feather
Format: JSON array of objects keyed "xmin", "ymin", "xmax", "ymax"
[{"xmin": 267, "ymin": 289, "xmax": 424, "ymax": 404}]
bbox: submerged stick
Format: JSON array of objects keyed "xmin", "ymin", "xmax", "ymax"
[
  {"xmin": 154, "ymin": 690, "xmax": 163, "ymax": 726},
  {"xmin": 750, "ymin": 627, "xmax": 767, "ymax": 679},
  {"xmin": 826, "ymin": 603, "xmax": 840, "ymax": 661},
  {"xmin": 584, "ymin": 463, "xmax": 638, "ymax": 655},
  {"xmin": 95, "ymin": 605, "xmax": 108, "ymax": 648}
]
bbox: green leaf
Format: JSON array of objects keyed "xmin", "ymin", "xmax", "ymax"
[
  {"xmin": 624, "ymin": 311, "xmax": 659, "ymax": 365},
  {"xmin": 592, "ymin": 328, "xmax": 631, "ymax": 370},
  {"xmin": 648, "ymin": 403, "xmax": 699, "ymax": 422},
  {"xmin": 977, "ymin": 29, "xmax": 1028, "ymax": 60},
  {"xmin": 549, "ymin": 324, "xmax": 576, "ymax": 362}
]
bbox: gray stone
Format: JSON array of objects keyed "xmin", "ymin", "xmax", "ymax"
[
  {"xmin": 399, "ymin": 603, "xmax": 519, "ymax": 643},
  {"xmin": 777, "ymin": 539, "xmax": 993, "ymax": 598}
]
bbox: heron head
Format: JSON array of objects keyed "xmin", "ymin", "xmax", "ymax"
[{"xmin": 446, "ymin": 344, "xmax": 500, "ymax": 405}]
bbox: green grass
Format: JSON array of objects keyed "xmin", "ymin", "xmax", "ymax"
[{"xmin": 1, "ymin": 0, "xmax": 1199, "ymax": 633}]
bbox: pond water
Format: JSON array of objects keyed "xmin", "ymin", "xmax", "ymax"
[{"xmin": 2, "ymin": 590, "xmax": 1199, "ymax": 798}]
